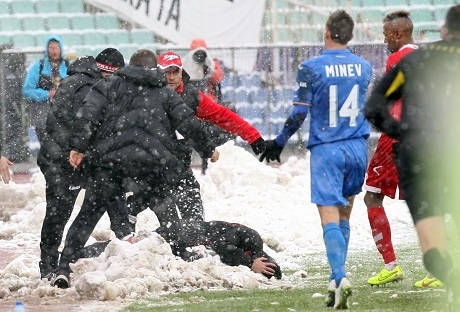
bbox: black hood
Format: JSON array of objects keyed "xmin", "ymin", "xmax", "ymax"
[
  {"xmin": 181, "ymin": 69, "xmax": 191, "ymax": 84},
  {"xmin": 115, "ymin": 65, "xmax": 167, "ymax": 88},
  {"xmin": 67, "ymin": 55, "xmax": 101, "ymax": 78}
]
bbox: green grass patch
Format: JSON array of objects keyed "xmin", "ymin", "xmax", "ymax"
[{"xmin": 122, "ymin": 219, "xmax": 458, "ymax": 312}]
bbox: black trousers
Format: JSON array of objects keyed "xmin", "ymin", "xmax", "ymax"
[
  {"xmin": 58, "ymin": 167, "xmax": 184, "ymax": 272},
  {"xmin": 38, "ymin": 161, "xmax": 83, "ymax": 277},
  {"xmin": 211, "ymin": 226, "xmax": 263, "ymax": 267},
  {"xmin": 127, "ymin": 167, "xmax": 204, "ymax": 222}
]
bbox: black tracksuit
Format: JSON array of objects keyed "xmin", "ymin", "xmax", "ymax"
[
  {"xmin": 57, "ymin": 65, "xmax": 216, "ymax": 272},
  {"xmin": 36, "ymin": 56, "xmax": 101, "ymax": 277},
  {"xmin": 78, "ymin": 220, "xmax": 282, "ymax": 279},
  {"xmin": 126, "ymin": 72, "xmax": 235, "ymax": 225}
]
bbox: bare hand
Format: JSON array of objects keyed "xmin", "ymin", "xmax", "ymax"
[
  {"xmin": 250, "ymin": 257, "xmax": 276, "ymax": 277},
  {"xmin": 49, "ymin": 89, "xmax": 57, "ymax": 99},
  {"xmin": 210, "ymin": 149, "xmax": 220, "ymax": 162},
  {"xmin": 0, "ymin": 156, "xmax": 13, "ymax": 184},
  {"xmin": 69, "ymin": 150, "xmax": 84, "ymax": 169}
]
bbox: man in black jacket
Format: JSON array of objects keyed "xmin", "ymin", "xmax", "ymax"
[
  {"xmin": 37, "ymin": 48, "xmax": 125, "ymax": 279},
  {"xmin": 365, "ymin": 5, "xmax": 460, "ymax": 310},
  {"xmin": 75, "ymin": 220, "xmax": 282, "ymax": 280},
  {"xmin": 52, "ymin": 49, "xmax": 219, "ymax": 289},
  {"xmin": 125, "ymin": 51, "xmax": 264, "ymax": 231}
]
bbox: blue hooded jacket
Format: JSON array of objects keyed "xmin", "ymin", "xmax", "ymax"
[{"xmin": 22, "ymin": 34, "xmax": 68, "ymax": 103}]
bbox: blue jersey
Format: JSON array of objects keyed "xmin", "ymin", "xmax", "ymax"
[{"xmin": 275, "ymin": 49, "xmax": 372, "ymax": 148}]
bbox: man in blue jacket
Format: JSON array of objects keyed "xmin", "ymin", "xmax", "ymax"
[{"xmin": 22, "ymin": 34, "xmax": 69, "ymax": 143}]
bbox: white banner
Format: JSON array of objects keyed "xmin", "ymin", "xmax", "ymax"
[{"xmin": 85, "ymin": 0, "xmax": 266, "ymax": 46}]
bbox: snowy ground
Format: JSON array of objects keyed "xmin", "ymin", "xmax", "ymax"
[{"xmin": 0, "ymin": 141, "xmax": 418, "ymax": 311}]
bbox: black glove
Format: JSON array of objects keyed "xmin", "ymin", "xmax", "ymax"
[
  {"xmin": 259, "ymin": 140, "xmax": 283, "ymax": 163},
  {"xmin": 250, "ymin": 138, "xmax": 265, "ymax": 155}
]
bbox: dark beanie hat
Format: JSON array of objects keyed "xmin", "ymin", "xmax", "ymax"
[{"xmin": 95, "ymin": 48, "xmax": 125, "ymax": 73}]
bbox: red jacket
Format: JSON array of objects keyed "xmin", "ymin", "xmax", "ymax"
[{"xmin": 176, "ymin": 81, "xmax": 261, "ymax": 144}]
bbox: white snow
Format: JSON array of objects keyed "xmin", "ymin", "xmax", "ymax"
[{"xmin": 0, "ymin": 141, "xmax": 418, "ymax": 311}]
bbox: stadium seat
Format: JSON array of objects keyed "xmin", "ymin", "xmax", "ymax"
[
  {"xmin": 59, "ymin": 0, "xmax": 84, "ymax": 13},
  {"xmin": 434, "ymin": 7, "xmax": 449, "ymax": 21},
  {"xmin": 76, "ymin": 46, "xmax": 97, "ymax": 58},
  {"xmin": 0, "ymin": 17, "xmax": 22, "ymax": 32},
  {"xmin": 70, "ymin": 15, "xmax": 96, "ymax": 30},
  {"xmin": 10, "ymin": 0, "xmax": 36, "ymax": 14},
  {"xmin": 12, "ymin": 33, "xmax": 36, "ymax": 48},
  {"xmin": 58, "ymin": 33, "xmax": 83, "ymax": 47},
  {"xmin": 95, "ymin": 13, "xmax": 119, "ymax": 30},
  {"xmin": 0, "ymin": 2, "xmax": 10, "ymax": 14},
  {"xmin": 117, "ymin": 44, "xmax": 140, "ymax": 60},
  {"xmin": 35, "ymin": 32, "xmax": 54, "ymax": 47},
  {"xmin": 311, "ymin": 12, "xmax": 329, "ymax": 25},
  {"xmin": 301, "ymin": 29, "xmax": 322, "ymax": 42},
  {"xmin": 358, "ymin": 9, "xmax": 384, "ymax": 23},
  {"xmin": 22, "ymin": 16, "xmax": 46, "ymax": 32},
  {"xmin": 130, "ymin": 29, "xmax": 155, "ymax": 45},
  {"xmin": 45, "ymin": 17, "xmax": 71, "ymax": 31},
  {"xmin": 82, "ymin": 32, "xmax": 107, "ymax": 46},
  {"xmin": 106, "ymin": 31, "xmax": 131, "ymax": 45},
  {"xmin": 410, "ymin": 8, "xmax": 434, "ymax": 23},
  {"xmin": 431, "ymin": 0, "xmax": 455, "ymax": 5},
  {"xmin": 35, "ymin": 0, "xmax": 60, "ymax": 14},
  {"xmin": 0, "ymin": 34, "xmax": 12, "ymax": 45},
  {"xmin": 351, "ymin": 0, "xmax": 363, "ymax": 6}
]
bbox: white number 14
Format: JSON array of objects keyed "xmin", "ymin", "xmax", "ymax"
[{"xmin": 329, "ymin": 84, "xmax": 359, "ymax": 127}]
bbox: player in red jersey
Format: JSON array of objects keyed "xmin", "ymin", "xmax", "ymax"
[{"xmin": 365, "ymin": 10, "xmax": 425, "ymax": 286}]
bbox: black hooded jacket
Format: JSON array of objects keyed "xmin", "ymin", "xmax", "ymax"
[
  {"xmin": 37, "ymin": 56, "xmax": 101, "ymax": 168},
  {"xmin": 70, "ymin": 65, "xmax": 216, "ymax": 183}
]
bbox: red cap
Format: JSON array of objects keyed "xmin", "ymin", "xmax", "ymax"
[
  {"xmin": 190, "ymin": 38, "xmax": 207, "ymax": 50},
  {"xmin": 158, "ymin": 51, "xmax": 183, "ymax": 70}
]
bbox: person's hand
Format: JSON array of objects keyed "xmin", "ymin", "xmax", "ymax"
[
  {"xmin": 259, "ymin": 140, "xmax": 283, "ymax": 163},
  {"xmin": 250, "ymin": 138, "xmax": 265, "ymax": 156},
  {"xmin": 49, "ymin": 89, "xmax": 57, "ymax": 99},
  {"xmin": 69, "ymin": 150, "xmax": 84, "ymax": 169},
  {"xmin": 0, "ymin": 156, "xmax": 13, "ymax": 184},
  {"xmin": 210, "ymin": 149, "xmax": 220, "ymax": 163},
  {"xmin": 250, "ymin": 257, "xmax": 277, "ymax": 278}
]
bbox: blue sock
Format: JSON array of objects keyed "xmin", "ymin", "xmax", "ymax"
[
  {"xmin": 340, "ymin": 219, "xmax": 351, "ymax": 262},
  {"xmin": 323, "ymin": 222, "xmax": 346, "ymax": 286}
]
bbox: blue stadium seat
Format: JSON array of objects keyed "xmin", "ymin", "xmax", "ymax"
[
  {"xmin": 10, "ymin": 0, "xmax": 35, "ymax": 14},
  {"xmin": 0, "ymin": 34, "xmax": 12, "ymax": 45},
  {"xmin": 95, "ymin": 13, "xmax": 119, "ymax": 30},
  {"xmin": 58, "ymin": 33, "xmax": 83, "ymax": 47},
  {"xmin": 410, "ymin": 8, "xmax": 434, "ymax": 23},
  {"xmin": 0, "ymin": 2, "xmax": 10, "ymax": 14},
  {"xmin": 35, "ymin": 0, "xmax": 60, "ymax": 14},
  {"xmin": 130, "ymin": 29, "xmax": 155, "ymax": 45},
  {"xmin": 359, "ymin": 9, "xmax": 384, "ymax": 23},
  {"xmin": 70, "ymin": 15, "xmax": 96, "ymax": 30},
  {"xmin": 59, "ymin": 0, "xmax": 84, "ymax": 13},
  {"xmin": 12, "ymin": 33, "xmax": 36, "ymax": 48},
  {"xmin": 22, "ymin": 16, "xmax": 46, "ymax": 32},
  {"xmin": 0, "ymin": 17, "xmax": 22, "ymax": 32},
  {"xmin": 45, "ymin": 17, "xmax": 71, "ymax": 31},
  {"xmin": 76, "ymin": 46, "xmax": 97, "ymax": 58},
  {"xmin": 105, "ymin": 30, "xmax": 131, "ymax": 45},
  {"xmin": 82, "ymin": 31, "xmax": 107, "ymax": 46},
  {"xmin": 434, "ymin": 7, "xmax": 449, "ymax": 21}
]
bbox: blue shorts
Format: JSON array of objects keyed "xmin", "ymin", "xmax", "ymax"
[{"xmin": 310, "ymin": 138, "xmax": 368, "ymax": 206}]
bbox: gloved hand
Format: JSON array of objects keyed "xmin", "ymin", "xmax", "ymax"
[
  {"xmin": 250, "ymin": 138, "xmax": 266, "ymax": 155},
  {"xmin": 259, "ymin": 140, "xmax": 283, "ymax": 163}
]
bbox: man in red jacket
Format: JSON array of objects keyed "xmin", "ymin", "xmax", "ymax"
[{"xmin": 125, "ymin": 51, "xmax": 265, "ymax": 233}]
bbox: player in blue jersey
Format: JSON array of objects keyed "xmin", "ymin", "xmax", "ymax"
[{"xmin": 260, "ymin": 10, "xmax": 372, "ymax": 309}]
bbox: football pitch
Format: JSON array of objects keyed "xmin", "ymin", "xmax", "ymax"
[{"xmin": 122, "ymin": 241, "xmax": 457, "ymax": 312}]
